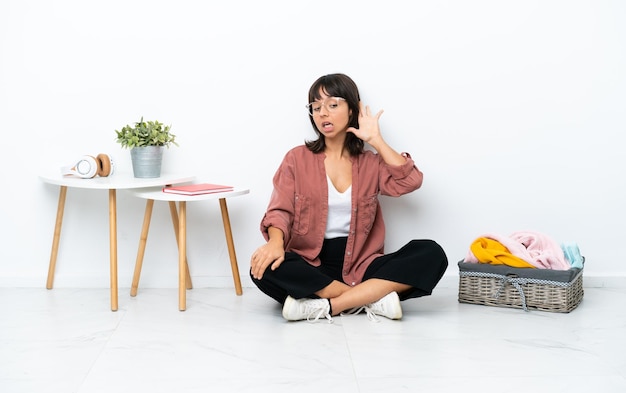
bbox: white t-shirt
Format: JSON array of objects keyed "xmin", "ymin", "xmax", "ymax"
[{"xmin": 325, "ymin": 175, "xmax": 352, "ymax": 239}]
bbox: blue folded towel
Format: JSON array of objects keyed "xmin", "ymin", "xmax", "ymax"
[{"xmin": 561, "ymin": 242, "xmax": 584, "ymax": 269}]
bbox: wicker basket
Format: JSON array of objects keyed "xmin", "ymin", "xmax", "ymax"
[{"xmin": 458, "ymin": 260, "xmax": 584, "ymax": 313}]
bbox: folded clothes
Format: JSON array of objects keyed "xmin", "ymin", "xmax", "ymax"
[
  {"xmin": 468, "ymin": 237, "xmax": 536, "ymax": 268},
  {"xmin": 464, "ymin": 231, "xmax": 571, "ymax": 270},
  {"xmin": 561, "ymin": 242, "xmax": 584, "ymax": 269}
]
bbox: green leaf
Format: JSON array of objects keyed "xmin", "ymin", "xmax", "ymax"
[{"xmin": 114, "ymin": 116, "xmax": 178, "ymax": 149}]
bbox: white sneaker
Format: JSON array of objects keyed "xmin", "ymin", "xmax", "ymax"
[
  {"xmin": 368, "ymin": 291, "xmax": 403, "ymax": 320},
  {"xmin": 282, "ymin": 296, "xmax": 333, "ymax": 323},
  {"xmin": 340, "ymin": 292, "xmax": 403, "ymax": 322}
]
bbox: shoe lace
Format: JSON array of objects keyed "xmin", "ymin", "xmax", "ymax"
[
  {"xmin": 303, "ymin": 300, "xmax": 333, "ymax": 323},
  {"xmin": 341, "ymin": 305, "xmax": 381, "ymax": 323}
]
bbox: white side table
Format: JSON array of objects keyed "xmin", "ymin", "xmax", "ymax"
[
  {"xmin": 39, "ymin": 172, "xmax": 196, "ymax": 311},
  {"xmin": 128, "ymin": 186, "xmax": 250, "ymax": 311}
]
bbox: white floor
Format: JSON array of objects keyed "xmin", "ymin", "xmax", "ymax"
[{"xmin": 2, "ymin": 283, "xmax": 625, "ymax": 393}]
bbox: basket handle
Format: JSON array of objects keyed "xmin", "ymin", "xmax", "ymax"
[{"xmin": 494, "ymin": 274, "xmax": 529, "ymax": 312}]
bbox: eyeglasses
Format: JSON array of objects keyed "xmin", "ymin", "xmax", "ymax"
[{"xmin": 306, "ymin": 97, "xmax": 346, "ymax": 116}]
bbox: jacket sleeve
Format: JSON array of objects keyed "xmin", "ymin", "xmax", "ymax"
[
  {"xmin": 378, "ymin": 152, "xmax": 424, "ymax": 197},
  {"xmin": 259, "ymin": 153, "xmax": 296, "ymax": 246}
]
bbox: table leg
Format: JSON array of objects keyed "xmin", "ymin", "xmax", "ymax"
[
  {"xmin": 168, "ymin": 201, "xmax": 192, "ymax": 289},
  {"xmin": 131, "ymin": 199, "xmax": 154, "ymax": 297},
  {"xmin": 109, "ymin": 189, "xmax": 118, "ymax": 312},
  {"xmin": 178, "ymin": 201, "xmax": 187, "ymax": 311},
  {"xmin": 46, "ymin": 186, "xmax": 67, "ymax": 289},
  {"xmin": 219, "ymin": 198, "xmax": 243, "ymax": 296}
]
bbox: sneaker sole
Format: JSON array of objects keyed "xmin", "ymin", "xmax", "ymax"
[
  {"xmin": 388, "ymin": 292, "xmax": 402, "ymax": 320},
  {"xmin": 282, "ymin": 296, "xmax": 297, "ymax": 320}
]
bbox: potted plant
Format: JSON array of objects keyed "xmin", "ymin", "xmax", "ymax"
[{"xmin": 115, "ymin": 117, "xmax": 178, "ymax": 178}]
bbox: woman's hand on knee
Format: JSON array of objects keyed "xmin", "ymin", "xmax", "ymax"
[{"xmin": 250, "ymin": 241, "xmax": 285, "ymax": 280}]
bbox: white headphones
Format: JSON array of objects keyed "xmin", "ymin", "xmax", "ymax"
[{"xmin": 61, "ymin": 154, "xmax": 115, "ymax": 178}]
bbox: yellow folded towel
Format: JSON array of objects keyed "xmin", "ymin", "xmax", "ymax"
[{"xmin": 470, "ymin": 237, "xmax": 536, "ymax": 268}]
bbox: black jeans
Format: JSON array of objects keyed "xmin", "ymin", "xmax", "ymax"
[{"xmin": 250, "ymin": 238, "xmax": 448, "ymax": 304}]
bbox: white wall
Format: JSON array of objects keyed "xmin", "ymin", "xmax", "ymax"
[{"xmin": 1, "ymin": 0, "xmax": 624, "ymax": 289}]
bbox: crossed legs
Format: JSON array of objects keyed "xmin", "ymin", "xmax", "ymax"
[{"xmin": 316, "ymin": 278, "xmax": 410, "ymax": 316}]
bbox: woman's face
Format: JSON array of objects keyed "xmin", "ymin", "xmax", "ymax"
[{"xmin": 309, "ymin": 90, "xmax": 352, "ymax": 139}]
